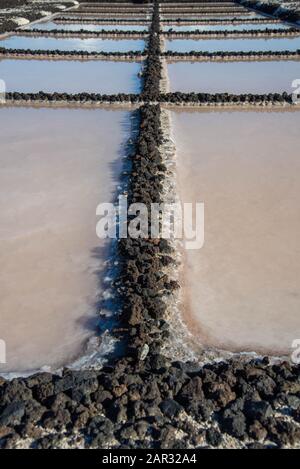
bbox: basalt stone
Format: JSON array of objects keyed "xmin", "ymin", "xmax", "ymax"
[
  {"xmin": 159, "ymin": 399, "xmax": 183, "ymax": 419},
  {"xmin": 248, "ymin": 420, "xmax": 268, "ymax": 441},
  {"xmin": 87, "ymin": 415, "xmax": 114, "ymax": 437},
  {"xmin": 142, "ymin": 380, "xmax": 161, "ymax": 401},
  {"xmin": 206, "ymin": 428, "xmax": 222, "ymax": 447},
  {"xmin": 252, "ymin": 376, "xmax": 277, "ymax": 399},
  {"xmin": 244, "ymin": 400, "xmax": 273, "ymax": 421},
  {"xmin": 267, "ymin": 418, "xmax": 300, "ymax": 446},
  {"xmin": 24, "ymin": 372, "xmax": 53, "ymax": 389},
  {"xmin": 0, "ymin": 401, "xmax": 25, "ymax": 427},
  {"xmin": 32, "ymin": 382, "xmax": 55, "ymax": 402},
  {"xmin": 144, "ymin": 404, "xmax": 163, "ymax": 418},
  {"xmin": 35, "ymin": 434, "xmax": 63, "ymax": 450},
  {"xmin": 1, "ymin": 432, "xmax": 20, "ymax": 450},
  {"xmin": 135, "ymin": 420, "xmax": 149, "ymax": 439},
  {"xmin": 284, "ymin": 395, "xmax": 300, "ymax": 410},
  {"xmin": 204, "ymin": 382, "xmax": 236, "ymax": 408},
  {"xmin": 219, "ymin": 410, "xmax": 247, "ymax": 439},
  {"xmin": 119, "ymin": 424, "xmax": 138, "ymax": 441},
  {"xmin": 23, "ymin": 399, "xmax": 46, "ymax": 424},
  {"xmin": 90, "ymin": 432, "xmax": 115, "ymax": 448},
  {"xmin": 158, "ymin": 425, "xmax": 179, "ymax": 448},
  {"xmin": 176, "ymin": 376, "xmax": 204, "ymax": 405},
  {"xmin": 91, "ymin": 388, "xmax": 113, "ymax": 406},
  {"xmin": 0, "ymin": 380, "xmax": 32, "ymax": 405},
  {"xmin": 107, "ymin": 401, "xmax": 127, "ymax": 424},
  {"xmin": 0, "ymin": 425, "xmax": 13, "ymax": 440},
  {"xmin": 127, "ymin": 400, "xmax": 147, "ymax": 420},
  {"xmin": 17, "ymin": 421, "xmax": 43, "ymax": 440},
  {"xmin": 72, "ymin": 409, "xmax": 90, "ymax": 429},
  {"xmin": 41, "ymin": 408, "xmax": 71, "ymax": 430}
]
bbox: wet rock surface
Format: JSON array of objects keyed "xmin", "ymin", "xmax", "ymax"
[{"xmin": 0, "ymin": 356, "xmax": 300, "ymax": 448}]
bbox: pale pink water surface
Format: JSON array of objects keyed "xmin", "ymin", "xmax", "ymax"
[
  {"xmin": 173, "ymin": 110, "xmax": 300, "ymax": 355},
  {"xmin": 0, "ymin": 108, "xmax": 130, "ymax": 373}
]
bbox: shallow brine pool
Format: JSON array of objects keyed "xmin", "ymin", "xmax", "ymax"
[
  {"xmin": 0, "ymin": 59, "xmax": 142, "ymax": 94},
  {"xmin": 162, "ymin": 14, "xmax": 266, "ymax": 20},
  {"xmin": 0, "ymin": 107, "xmax": 130, "ymax": 374},
  {"xmin": 168, "ymin": 60, "xmax": 300, "ymax": 94},
  {"xmin": 28, "ymin": 21, "xmax": 149, "ymax": 32},
  {"xmin": 0, "ymin": 36, "xmax": 145, "ymax": 52},
  {"xmin": 162, "ymin": 22, "xmax": 291, "ymax": 32},
  {"xmin": 173, "ymin": 110, "xmax": 300, "ymax": 355},
  {"xmin": 166, "ymin": 36, "xmax": 300, "ymax": 52}
]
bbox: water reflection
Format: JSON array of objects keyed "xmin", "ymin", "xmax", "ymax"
[
  {"xmin": 168, "ymin": 60, "xmax": 300, "ymax": 93},
  {"xmin": 166, "ymin": 37, "xmax": 300, "ymax": 52},
  {"xmin": 0, "ymin": 36, "xmax": 145, "ymax": 52},
  {"xmin": 0, "ymin": 59, "xmax": 142, "ymax": 94}
]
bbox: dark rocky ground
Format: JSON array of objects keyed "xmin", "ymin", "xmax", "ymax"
[{"xmin": 0, "ymin": 353, "xmax": 300, "ymax": 449}]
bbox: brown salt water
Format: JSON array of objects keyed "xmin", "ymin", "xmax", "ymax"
[
  {"xmin": 0, "ymin": 36, "xmax": 145, "ymax": 52},
  {"xmin": 0, "ymin": 107, "xmax": 129, "ymax": 373},
  {"xmin": 28, "ymin": 21, "xmax": 149, "ymax": 32},
  {"xmin": 166, "ymin": 37, "xmax": 300, "ymax": 53},
  {"xmin": 0, "ymin": 59, "xmax": 142, "ymax": 94},
  {"xmin": 168, "ymin": 60, "xmax": 300, "ymax": 94},
  {"xmin": 173, "ymin": 110, "xmax": 300, "ymax": 355}
]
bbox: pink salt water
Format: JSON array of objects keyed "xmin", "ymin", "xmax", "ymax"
[
  {"xmin": 173, "ymin": 110, "xmax": 300, "ymax": 355},
  {"xmin": 0, "ymin": 59, "xmax": 142, "ymax": 94},
  {"xmin": 0, "ymin": 108, "xmax": 129, "ymax": 374},
  {"xmin": 168, "ymin": 60, "xmax": 300, "ymax": 94}
]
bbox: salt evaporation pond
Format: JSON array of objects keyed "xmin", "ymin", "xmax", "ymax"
[
  {"xmin": 166, "ymin": 37, "xmax": 300, "ymax": 52},
  {"xmin": 173, "ymin": 110, "xmax": 300, "ymax": 355},
  {"xmin": 28, "ymin": 21, "xmax": 149, "ymax": 31},
  {"xmin": 162, "ymin": 14, "xmax": 266, "ymax": 20},
  {"xmin": 0, "ymin": 107, "xmax": 130, "ymax": 374},
  {"xmin": 168, "ymin": 60, "xmax": 300, "ymax": 94},
  {"xmin": 162, "ymin": 22, "xmax": 291, "ymax": 32},
  {"xmin": 0, "ymin": 59, "xmax": 142, "ymax": 94},
  {"xmin": 0, "ymin": 35, "xmax": 145, "ymax": 52}
]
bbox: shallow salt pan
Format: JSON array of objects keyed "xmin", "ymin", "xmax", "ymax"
[
  {"xmin": 0, "ymin": 108, "xmax": 130, "ymax": 373},
  {"xmin": 0, "ymin": 59, "xmax": 142, "ymax": 94},
  {"xmin": 162, "ymin": 14, "xmax": 266, "ymax": 20},
  {"xmin": 28, "ymin": 21, "xmax": 149, "ymax": 32},
  {"xmin": 162, "ymin": 22, "xmax": 291, "ymax": 32},
  {"xmin": 173, "ymin": 110, "xmax": 300, "ymax": 355},
  {"xmin": 166, "ymin": 37, "xmax": 300, "ymax": 52},
  {"xmin": 168, "ymin": 60, "xmax": 300, "ymax": 94},
  {"xmin": 0, "ymin": 35, "xmax": 145, "ymax": 52}
]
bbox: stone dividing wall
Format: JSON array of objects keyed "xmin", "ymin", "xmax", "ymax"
[
  {"xmin": 164, "ymin": 49, "xmax": 300, "ymax": 59},
  {"xmin": 162, "ymin": 27, "xmax": 300, "ymax": 36},
  {"xmin": 0, "ymin": 1, "xmax": 300, "ymax": 450},
  {"xmin": 15, "ymin": 26, "xmax": 300, "ymax": 38},
  {"xmin": 16, "ymin": 28, "xmax": 149, "ymax": 37},
  {"xmin": 0, "ymin": 47, "xmax": 147, "ymax": 59}
]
